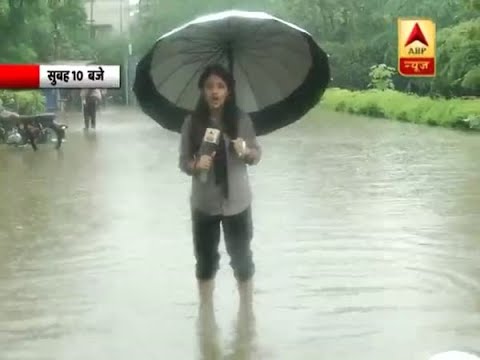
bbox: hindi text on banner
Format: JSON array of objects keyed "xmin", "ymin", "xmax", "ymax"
[
  {"xmin": 87, "ymin": 66, "xmax": 105, "ymax": 81},
  {"xmin": 47, "ymin": 70, "xmax": 70, "ymax": 86},
  {"xmin": 40, "ymin": 65, "xmax": 120, "ymax": 89}
]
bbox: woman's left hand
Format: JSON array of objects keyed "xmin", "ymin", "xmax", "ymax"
[{"xmin": 232, "ymin": 138, "xmax": 249, "ymax": 159}]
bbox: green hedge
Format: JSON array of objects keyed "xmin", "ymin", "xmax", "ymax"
[
  {"xmin": 0, "ymin": 90, "xmax": 45, "ymax": 115},
  {"xmin": 321, "ymin": 88, "xmax": 480, "ymax": 131}
]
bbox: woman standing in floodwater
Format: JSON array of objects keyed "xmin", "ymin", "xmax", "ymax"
[{"xmin": 178, "ymin": 63, "xmax": 261, "ymax": 305}]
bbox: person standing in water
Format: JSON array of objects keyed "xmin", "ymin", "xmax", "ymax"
[
  {"xmin": 80, "ymin": 88, "xmax": 102, "ymax": 130},
  {"xmin": 100, "ymin": 89, "xmax": 107, "ymax": 109},
  {"xmin": 178, "ymin": 63, "xmax": 261, "ymax": 308}
]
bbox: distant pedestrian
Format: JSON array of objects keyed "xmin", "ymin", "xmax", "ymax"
[
  {"xmin": 80, "ymin": 88, "xmax": 102, "ymax": 130},
  {"xmin": 101, "ymin": 89, "xmax": 107, "ymax": 109}
]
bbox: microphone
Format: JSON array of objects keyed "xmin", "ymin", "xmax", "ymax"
[{"xmin": 198, "ymin": 127, "xmax": 221, "ymax": 183}]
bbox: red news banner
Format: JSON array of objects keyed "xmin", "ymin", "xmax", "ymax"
[
  {"xmin": 398, "ymin": 18, "xmax": 436, "ymax": 77},
  {"xmin": 0, "ymin": 64, "xmax": 121, "ymax": 89}
]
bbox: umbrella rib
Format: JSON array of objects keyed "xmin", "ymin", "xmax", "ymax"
[
  {"xmin": 174, "ymin": 50, "xmax": 221, "ymax": 105},
  {"xmin": 243, "ymin": 44, "xmax": 299, "ymax": 57},
  {"xmin": 171, "ymin": 23, "xmax": 224, "ymax": 47},
  {"xmin": 177, "ymin": 43, "xmax": 223, "ymax": 56},
  {"xmin": 152, "ymin": 57, "xmax": 203, "ymax": 89},
  {"xmin": 234, "ymin": 56, "xmax": 260, "ymax": 110},
  {"xmin": 169, "ymin": 27, "xmax": 217, "ymax": 42},
  {"xmin": 243, "ymin": 46, "xmax": 302, "ymax": 75},
  {"xmin": 151, "ymin": 46, "xmax": 221, "ymax": 87},
  {"xmin": 177, "ymin": 48, "xmax": 220, "ymax": 56},
  {"xmin": 238, "ymin": 56, "xmax": 266, "ymax": 106},
  {"xmin": 239, "ymin": 21, "xmax": 288, "ymax": 48},
  {"xmin": 244, "ymin": 21, "xmax": 268, "ymax": 43},
  {"xmin": 242, "ymin": 35, "xmax": 298, "ymax": 50},
  {"xmin": 152, "ymin": 52, "xmax": 218, "ymax": 70},
  {"xmin": 172, "ymin": 34, "xmax": 220, "ymax": 46},
  {"xmin": 237, "ymin": 51, "xmax": 285, "ymax": 107},
  {"xmin": 151, "ymin": 45, "xmax": 220, "ymax": 68}
]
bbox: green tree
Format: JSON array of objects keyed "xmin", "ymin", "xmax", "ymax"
[
  {"xmin": 0, "ymin": 0, "xmax": 93, "ymax": 112},
  {"xmin": 0, "ymin": 0, "xmax": 92, "ymax": 63},
  {"xmin": 49, "ymin": 0, "xmax": 93, "ymax": 60},
  {"xmin": 368, "ymin": 64, "xmax": 396, "ymax": 90},
  {"xmin": 113, "ymin": 0, "xmax": 480, "ymax": 98},
  {"xmin": 433, "ymin": 18, "xmax": 480, "ymax": 96},
  {"xmin": 461, "ymin": 67, "xmax": 480, "ymax": 93},
  {"xmin": 271, "ymin": 0, "xmax": 479, "ymax": 96}
]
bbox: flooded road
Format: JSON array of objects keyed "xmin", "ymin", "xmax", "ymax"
[{"xmin": 0, "ymin": 107, "xmax": 479, "ymax": 360}]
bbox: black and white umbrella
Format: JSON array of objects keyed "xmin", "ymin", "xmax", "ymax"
[{"xmin": 133, "ymin": 10, "xmax": 330, "ymax": 135}]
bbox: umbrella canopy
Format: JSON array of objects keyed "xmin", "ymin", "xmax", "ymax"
[{"xmin": 133, "ymin": 10, "xmax": 330, "ymax": 136}]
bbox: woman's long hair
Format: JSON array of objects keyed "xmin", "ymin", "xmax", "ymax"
[{"xmin": 190, "ymin": 63, "xmax": 239, "ymax": 152}]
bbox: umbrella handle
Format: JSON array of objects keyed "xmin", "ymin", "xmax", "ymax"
[
  {"xmin": 199, "ymin": 170, "xmax": 208, "ymax": 183},
  {"xmin": 233, "ymin": 139, "xmax": 246, "ymax": 157}
]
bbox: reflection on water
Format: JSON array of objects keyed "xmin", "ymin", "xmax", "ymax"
[
  {"xmin": 196, "ymin": 281, "xmax": 258, "ymax": 360},
  {"xmin": 429, "ymin": 351, "xmax": 480, "ymax": 360},
  {"xmin": 225, "ymin": 299, "xmax": 257, "ymax": 360},
  {"xmin": 0, "ymin": 108, "xmax": 479, "ymax": 360},
  {"xmin": 197, "ymin": 301, "xmax": 222, "ymax": 360}
]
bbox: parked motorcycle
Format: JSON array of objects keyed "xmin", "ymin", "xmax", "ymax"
[{"xmin": 0, "ymin": 112, "xmax": 68, "ymax": 151}]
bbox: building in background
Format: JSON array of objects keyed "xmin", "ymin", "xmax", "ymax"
[
  {"xmin": 82, "ymin": 0, "xmax": 139, "ymax": 105},
  {"xmin": 84, "ymin": 0, "xmax": 138, "ymax": 38}
]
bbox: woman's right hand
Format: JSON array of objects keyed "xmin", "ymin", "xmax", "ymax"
[{"xmin": 195, "ymin": 153, "xmax": 215, "ymax": 171}]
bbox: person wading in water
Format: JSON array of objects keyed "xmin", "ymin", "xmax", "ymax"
[
  {"xmin": 80, "ymin": 88, "xmax": 102, "ymax": 130},
  {"xmin": 178, "ymin": 64, "xmax": 262, "ymax": 313}
]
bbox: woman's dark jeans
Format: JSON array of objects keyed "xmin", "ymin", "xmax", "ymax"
[{"xmin": 191, "ymin": 206, "xmax": 255, "ymax": 282}]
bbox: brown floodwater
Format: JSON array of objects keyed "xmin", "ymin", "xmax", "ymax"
[{"xmin": 0, "ymin": 107, "xmax": 479, "ymax": 359}]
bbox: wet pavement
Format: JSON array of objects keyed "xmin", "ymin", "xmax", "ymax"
[{"xmin": 0, "ymin": 106, "xmax": 479, "ymax": 359}]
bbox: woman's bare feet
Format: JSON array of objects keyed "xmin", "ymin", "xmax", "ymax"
[{"xmin": 196, "ymin": 279, "xmax": 221, "ymax": 360}]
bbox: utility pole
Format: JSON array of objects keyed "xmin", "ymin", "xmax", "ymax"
[
  {"xmin": 89, "ymin": 0, "xmax": 94, "ymax": 39},
  {"xmin": 120, "ymin": 0, "xmax": 129, "ymax": 106},
  {"xmin": 119, "ymin": 0, "xmax": 123, "ymax": 33},
  {"xmin": 128, "ymin": 1, "xmax": 138, "ymax": 107}
]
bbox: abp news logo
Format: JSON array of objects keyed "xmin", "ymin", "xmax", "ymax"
[{"xmin": 397, "ymin": 17, "xmax": 436, "ymax": 77}]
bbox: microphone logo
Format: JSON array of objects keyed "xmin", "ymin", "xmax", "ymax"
[{"xmin": 203, "ymin": 128, "xmax": 220, "ymax": 143}]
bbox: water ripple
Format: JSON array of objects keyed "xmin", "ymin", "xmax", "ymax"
[{"xmin": 0, "ymin": 109, "xmax": 479, "ymax": 360}]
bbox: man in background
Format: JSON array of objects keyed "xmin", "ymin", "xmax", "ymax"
[
  {"xmin": 80, "ymin": 88, "xmax": 102, "ymax": 130},
  {"xmin": 101, "ymin": 89, "xmax": 107, "ymax": 109}
]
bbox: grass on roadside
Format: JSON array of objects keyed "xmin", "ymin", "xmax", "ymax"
[{"xmin": 320, "ymin": 88, "xmax": 480, "ymax": 130}]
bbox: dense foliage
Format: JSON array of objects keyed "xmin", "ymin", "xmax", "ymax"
[
  {"xmin": 0, "ymin": 90, "xmax": 45, "ymax": 114},
  {"xmin": 0, "ymin": 0, "xmax": 92, "ymax": 112},
  {"xmin": 0, "ymin": 0, "xmax": 92, "ymax": 63},
  {"xmin": 132, "ymin": 0, "xmax": 480, "ymax": 97},
  {"xmin": 0, "ymin": 0, "xmax": 478, "ymax": 113}
]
